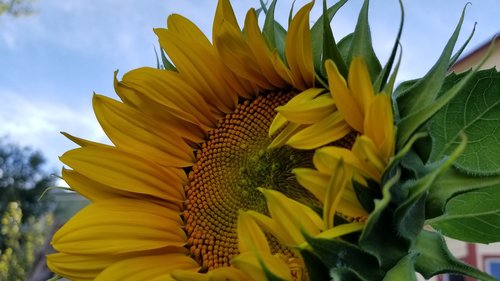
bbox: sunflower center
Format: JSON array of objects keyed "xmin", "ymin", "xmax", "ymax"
[{"xmin": 183, "ymin": 92, "xmax": 319, "ymax": 270}]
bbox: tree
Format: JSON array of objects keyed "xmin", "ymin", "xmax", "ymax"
[
  {"xmin": 0, "ymin": 0, "xmax": 35, "ymax": 17},
  {"xmin": 0, "ymin": 138, "xmax": 55, "ymax": 250}
]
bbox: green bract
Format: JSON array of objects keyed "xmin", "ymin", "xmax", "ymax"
[{"xmin": 247, "ymin": 0, "xmax": 500, "ymax": 280}]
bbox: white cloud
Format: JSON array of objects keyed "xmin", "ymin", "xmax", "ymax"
[{"xmin": 0, "ymin": 89, "xmax": 108, "ymax": 169}]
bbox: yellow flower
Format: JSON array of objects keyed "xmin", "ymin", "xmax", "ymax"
[{"xmin": 48, "ymin": 0, "xmax": 395, "ymax": 280}]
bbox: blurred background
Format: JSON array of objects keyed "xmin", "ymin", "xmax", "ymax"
[{"xmin": 0, "ymin": 0, "xmax": 498, "ymax": 280}]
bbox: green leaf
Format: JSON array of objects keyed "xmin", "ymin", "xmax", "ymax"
[
  {"xmin": 429, "ymin": 69, "xmax": 500, "ymax": 175},
  {"xmin": 287, "ymin": 0, "xmax": 294, "ymax": 26},
  {"xmin": 353, "ymin": 179, "xmax": 381, "ymax": 213},
  {"xmin": 304, "ymin": 235, "xmax": 383, "ymax": 281},
  {"xmin": 310, "ymin": 0, "xmax": 348, "ymax": 77},
  {"xmin": 347, "ymin": 0, "xmax": 381, "ymax": 82},
  {"xmin": 300, "ymin": 249, "xmax": 330, "ymax": 281},
  {"xmin": 154, "ymin": 46, "xmax": 161, "ymax": 69},
  {"xmin": 427, "ymin": 167, "xmax": 500, "ymax": 218},
  {"xmin": 381, "ymin": 42, "xmax": 402, "ymax": 97},
  {"xmin": 330, "ymin": 268, "xmax": 367, "ymax": 281},
  {"xmin": 337, "ymin": 33, "xmax": 353, "ymax": 64},
  {"xmin": 382, "ymin": 252, "xmax": 419, "ymax": 281},
  {"xmin": 393, "ymin": 133, "xmax": 466, "ymax": 243},
  {"xmin": 413, "ymin": 230, "xmax": 498, "ymax": 281},
  {"xmin": 262, "ymin": 0, "xmax": 286, "ymax": 59},
  {"xmin": 160, "ymin": 47, "xmax": 176, "ymax": 71},
  {"xmin": 449, "ymin": 22, "xmax": 475, "ymax": 68},
  {"xmin": 359, "ymin": 170, "xmax": 409, "ymax": 270},
  {"xmin": 373, "ymin": 0, "xmax": 403, "ymax": 93},
  {"xmin": 428, "ymin": 184, "xmax": 500, "ymax": 243},
  {"xmin": 393, "ymin": 192, "xmax": 426, "ymax": 245},
  {"xmin": 396, "ymin": 60, "xmax": 479, "ymax": 149},
  {"xmin": 395, "ymin": 4, "xmax": 468, "ymax": 118}
]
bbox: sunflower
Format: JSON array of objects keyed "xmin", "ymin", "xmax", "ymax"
[{"xmin": 48, "ymin": 0, "xmax": 395, "ymax": 280}]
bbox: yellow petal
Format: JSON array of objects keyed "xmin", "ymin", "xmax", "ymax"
[
  {"xmin": 60, "ymin": 146, "xmax": 186, "ymax": 204},
  {"xmin": 62, "ymin": 168, "xmax": 181, "ymax": 211},
  {"xmin": 245, "ymin": 210, "xmax": 288, "ymax": 243},
  {"xmin": 171, "ymin": 267, "xmax": 254, "ymax": 281},
  {"xmin": 237, "ymin": 211, "xmax": 271, "ymax": 254},
  {"xmin": 268, "ymin": 122, "xmax": 304, "ymax": 149},
  {"xmin": 259, "ymin": 188, "xmax": 323, "ymax": 245},
  {"xmin": 349, "ymin": 57, "xmax": 375, "ymax": 114},
  {"xmin": 338, "ymin": 185, "xmax": 369, "ymax": 218},
  {"xmin": 364, "ymin": 94, "xmax": 395, "ymax": 162},
  {"xmin": 277, "ymin": 91, "xmax": 334, "ymax": 124},
  {"xmin": 351, "ymin": 135, "xmax": 386, "ymax": 173},
  {"xmin": 231, "ymin": 252, "xmax": 292, "ymax": 281},
  {"xmin": 286, "ymin": 111, "xmax": 351, "ymax": 149},
  {"xmin": 61, "ymin": 132, "xmax": 108, "ymax": 148},
  {"xmin": 215, "ymin": 22, "xmax": 270, "ymax": 90},
  {"xmin": 268, "ymin": 112, "xmax": 288, "ymax": 137},
  {"xmin": 316, "ymin": 222, "xmax": 365, "ymax": 240},
  {"xmin": 285, "ymin": 2, "xmax": 315, "ymax": 90},
  {"xmin": 171, "ymin": 270, "xmax": 209, "ymax": 281},
  {"xmin": 293, "ymin": 168, "xmax": 329, "ymax": 203},
  {"xmin": 120, "ymin": 67, "xmax": 218, "ymax": 128},
  {"xmin": 314, "ymin": 146, "xmax": 380, "ymax": 181},
  {"xmin": 62, "ymin": 168, "xmax": 120, "ymax": 201},
  {"xmin": 326, "ymin": 60, "xmax": 364, "ymax": 132},
  {"xmin": 244, "ymin": 9, "xmax": 289, "ymax": 88},
  {"xmin": 93, "ymin": 94, "xmax": 195, "ymax": 167},
  {"xmin": 95, "ymin": 253, "xmax": 199, "ymax": 281},
  {"xmin": 169, "ymin": 10, "xmax": 258, "ymax": 104},
  {"xmin": 155, "ymin": 27, "xmax": 237, "ymax": 113},
  {"xmin": 52, "ymin": 198, "xmax": 186, "ymax": 255},
  {"xmin": 208, "ymin": 267, "xmax": 256, "ymax": 281},
  {"xmin": 323, "ymin": 160, "xmax": 349, "ymax": 229},
  {"xmin": 212, "ymin": 0, "xmax": 240, "ymax": 41},
  {"xmin": 114, "ymin": 74, "xmax": 207, "ymax": 143},
  {"xmin": 167, "ymin": 14, "xmax": 212, "ymax": 47},
  {"xmin": 47, "ymin": 252, "xmax": 119, "ymax": 281}
]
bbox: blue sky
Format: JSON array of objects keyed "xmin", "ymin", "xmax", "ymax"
[{"xmin": 0, "ymin": 0, "xmax": 498, "ymax": 171}]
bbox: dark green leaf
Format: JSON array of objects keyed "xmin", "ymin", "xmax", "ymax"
[
  {"xmin": 300, "ymin": 249, "xmax": 330, "ymax": 281},
  {"xmin": 428, "ymin": 184, "xmax": 500, "ymax": 243},
  {"xmin": 359, "ymin": 171, "xmax": 409, "ymax": 270},
  {"xmin": 153, "ymin": 46, "xmax": 161, "ymax": 69},
  {"xmin": 330, "ymin": 268, "xmax": 368, "ymax": 281},
  {"xmin": 395, "ymin": 4, "xmax": 468, "ymax": 118},
  {"xmin": 352, "ymin": 179, "xmax": 381, "ymax": 213},
  {"xmin": 262, "ymin": 0, "xmax": 286, "ymax": 59},
  {"xmin": 305, "ymin": 235, "xmax": 383, "ymax": 281},
  {"xmin": 287, "ymin": 0, "xmax": 294, "ymax": 26},
  {"xmin": 396, "ymin": 61, "xmax": 479, "ymax": 149},
  {"xmin": 427, "ymin": 167, "xmax": 500, "ymax": 218},
  {"xmin": 374, "ymin": 0, "xmax": 403, "ymax": 93},
  {"xmin": 429, "ymin": 69, "xmax": 500, "ymax": 175},
  {"xmin": 347, "ymin": 0, "xmax": 381, "ymax": 82},
  {"xmin": 382, "ymin": 252, "xmax": 419, "ymax": 281},
  {"xmin": 337, "ymin": 33, "xmax": 353, "ymax": 64},
  {"xmin": 262, "ymin": 0, "xmax": 278, "ymax": 50},
  {"xmin": 310, "ymin": 0, "xmax": 348, "ymax": 77},
  {"xmin": 413, "ymin": 230, "xmax": 498, "ymax": 281},
  {"xmin": 394, "ymin": 192, "xmax": 426, "ymax": 245},
  {"xmin": 160, "ymin": 47, "xmax": 176, "ymax": 71},
  {"xmin": 382, "ymin": 42, "xmax": 402, "ymax": 98},
  {"xmin": 449, "ymin": 22, "xmax": 475, "ymax": 68},
  {"xmin": 393, "ymin": 133, "xmax": 465, "ymax": 242}
]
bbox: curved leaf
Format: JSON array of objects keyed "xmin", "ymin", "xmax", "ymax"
[
  {"xmin": 428, "ymin": 185, "xmax": 500, "ymax": 244},
  {"xmin": 429, "ymin": 69, "xmax": 500, "ymax": 175}
]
